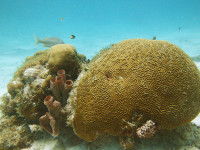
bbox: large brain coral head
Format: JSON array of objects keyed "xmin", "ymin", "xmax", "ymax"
[{"xmin": 71, "ymin": 39, "xmax": 200, "ymax": 142}]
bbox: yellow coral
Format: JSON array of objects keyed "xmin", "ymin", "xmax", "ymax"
[
  {"xmin": 47, "ymin": 44, "xmax": 80, "ymax": 78},
  {"xmin": 73, "ymin": 39, "xmax": 200, "ymax": 142}
]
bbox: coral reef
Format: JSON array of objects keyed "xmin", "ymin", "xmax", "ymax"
[
  {"xmin": 0, "ymin": 116, "xmax": 33, "ymax": 149},
  {"xmin": 1, "ymin": 50, "xmax": 51, "ymax": 122},
  {"xmin": 16, "ymin": 64, "xmax": 49, "ymax": 121},
  {"xmin": 0, "ymin": 94, "xmax": 16, "ymax": 116},
  {"xmin": 0, "ymin": 44, "xmax": 85, "ymax": 122},
  {"xmin": 77, "ymin": 53, "xmax": 88, "ymax": 63},
  {"xmin": 0, "ymin": 44, "xmax": 87, "ymax": 149},
  {"xmin": 70, "ymin": 39, "xmax": 200, "ymax": 146},
  {"xmin": 0, "ymin": 40, "xmax": 200, "ymax": 150},
  {"xmin": 7, "ymin": 79, "xmax": 24, "ymax": 98}
]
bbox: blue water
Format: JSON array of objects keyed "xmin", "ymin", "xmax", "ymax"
[{"xmin": 0, "ymin": 0, "xmax": 200, "ymax": 95}]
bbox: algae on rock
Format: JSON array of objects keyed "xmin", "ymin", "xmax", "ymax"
[
  {"xmin": 0, "ymin": 116, "xmax": 33, "ymax": 149},
  {"xmin": 0, "ymin": 44, "xmax": 88, "ymax": 149}
]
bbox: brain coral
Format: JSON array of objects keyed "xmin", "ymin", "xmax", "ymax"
[
  {"xmin": 72, "ymin": 39, "xmax": 200, "ymax": 142},
  {"xmin": 47, "ymin": 44, "xmax": 80, "ymax": 79}
]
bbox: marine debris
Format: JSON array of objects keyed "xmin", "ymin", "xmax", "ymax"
[{"xmin": 0, "ymin": 39, "xmax": 200, "ymax": 150}]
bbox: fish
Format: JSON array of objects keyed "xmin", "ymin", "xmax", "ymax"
[
  {"xmin": 61, "ymin": 18, "xmax": 64, "ymax": 21},
  {"xmin": 152, "ymin": 36, "xmax": 156, "ymax": 40},
  {"xmin": 70, "ymin": 35, "xmax": 75, "ymax": 39},
  {"xmin": 34, "ymin": 35, "xmax": 65, "ymax": 47}
]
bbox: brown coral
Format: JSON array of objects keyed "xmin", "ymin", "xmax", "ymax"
[
  {"xmin": 72, "ymin": 39, "xmax": 200, "ymax": 142},
  {"xmin": 7, "ymin": 81, "xmax": 24, "ymax": 98},
  {"xmin": 47, "ymin": 44, "xmax": 80, "ymax": 79}
]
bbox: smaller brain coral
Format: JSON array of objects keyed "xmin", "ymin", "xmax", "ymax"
[
  {"xmin": 71, "ymin": 39, "xmax": 200, "ymax": 142},
  {"xmin": 47, "ymin": 44, "xmax": 80, "ymax": 79}
]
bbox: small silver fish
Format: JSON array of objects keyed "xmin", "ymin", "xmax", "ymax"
[{"xmin": 34, "ymin": 35, "xmax": 64, "ymax": 47}]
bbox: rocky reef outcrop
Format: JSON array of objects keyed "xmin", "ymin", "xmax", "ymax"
[{"xmin": 0, "ymin": 44, "xmax": 87, "ymax": 149}]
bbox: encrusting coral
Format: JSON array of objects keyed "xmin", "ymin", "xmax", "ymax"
[
  {"xmin": 69, "ymin": 39, "xmax": 200, "ymax": 148},
  {"xmin": 7, "ymin": 79, "xmax": 24, "ymax": 98}
]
